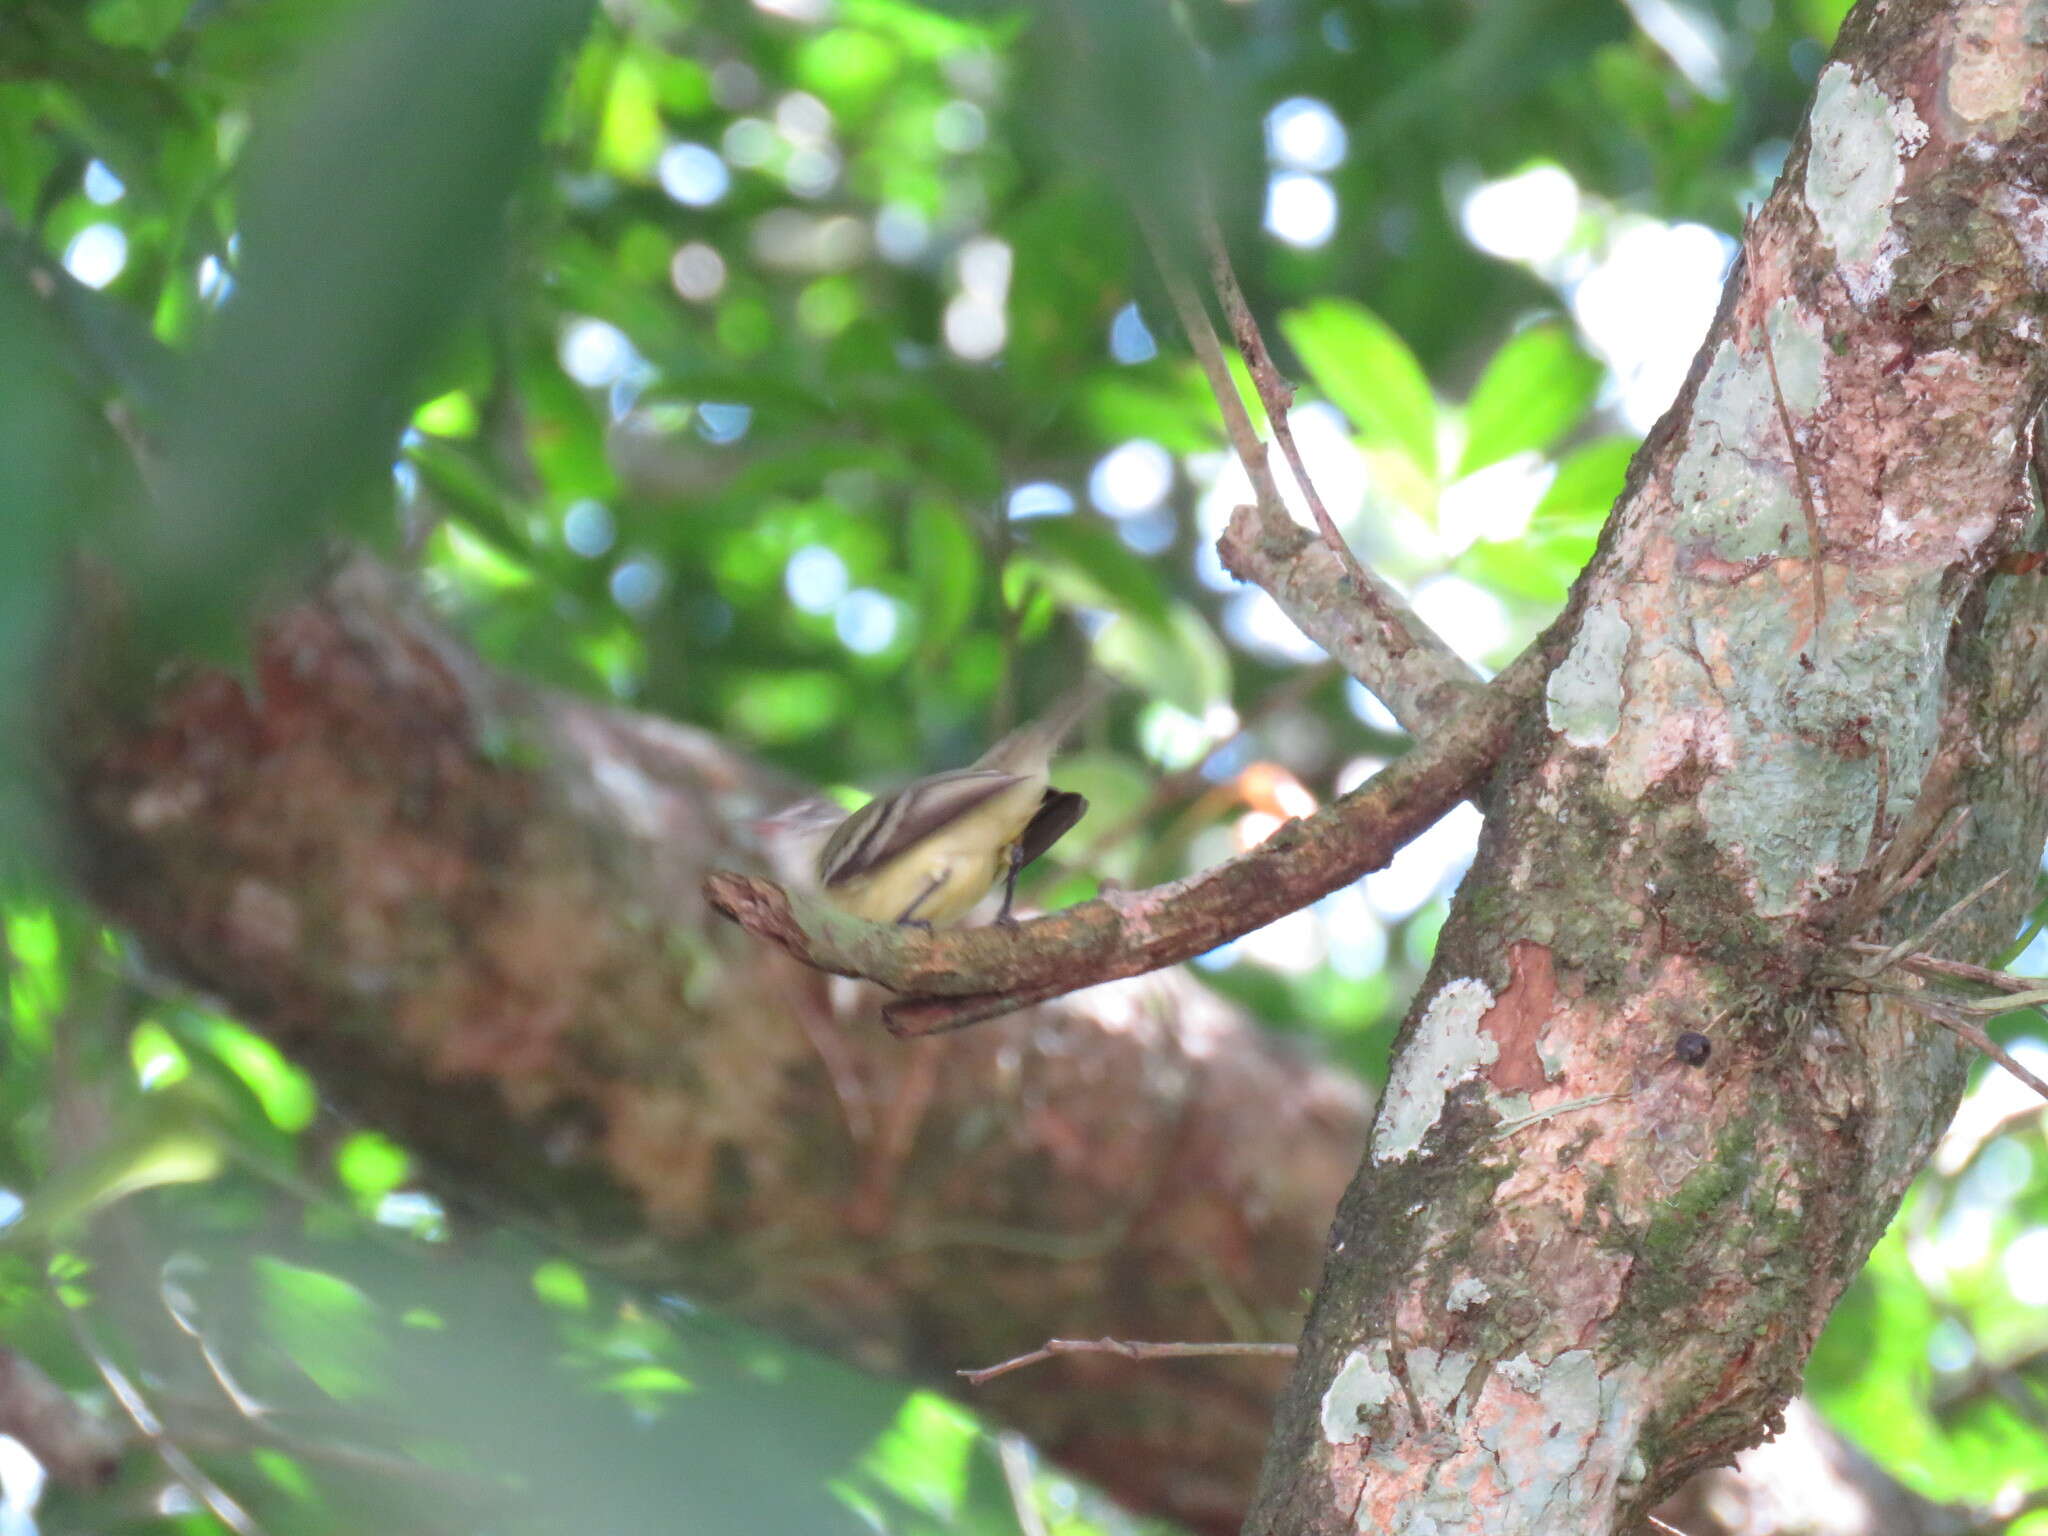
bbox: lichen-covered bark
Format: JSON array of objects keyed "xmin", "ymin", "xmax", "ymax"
[
  {"xmin": 59, "ymin": 564, "xmax": 1367, "ymax": 1536},
  {"xmin": 1245, "ymin": 2, "xmax": 2048, "ymax": 1531}
]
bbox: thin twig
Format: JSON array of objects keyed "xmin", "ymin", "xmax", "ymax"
[
  {"xmin": 1846, "ymin": 943, "xmax": 2042, "ymax": 994},
  {"xmin": 1860, "ymin": 982, "xmax": 2048, "ymax": 1103},
  {"xmin": 1757, "ymin": 319, "xmax": 1829, "ymax": 649},
  {"xmin": 56, "ymin": 1286, "xmax": 266, "ymax": 1536},
  {"xmin": 1858, "ymin": 870, "xmax": 2008, "ymax": 979},
  {"xmin": 1885, "ymin": 807, "xmax": 1974, "ymax": 909},
  {"xmin": 994, "ymin": 1433, "xmax": 1050, "ymax": 1536},
  {"xmin": 1133, "ymin": 209, "xmax": 1481, "ymax": 735},
  {"xmin": 1196, "ymin": 203, "xmax": 1375, "ymax": 599},
  {"xmin": 1137, "ymin": 210, "xmax": 1288, "ymax": 522},
  {"xmin": 958, "ymin": 1337, "xmax": 1297, "ymax": 1387}
]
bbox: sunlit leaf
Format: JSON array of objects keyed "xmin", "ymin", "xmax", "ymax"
[
  {"xmin": 1530, "ymin": 436, "xmax": 1637, "ymax": 535},
  {"xmin": 335, "ymin": 1132, "xmax": 410, "ymax": 1202},
  {"xmin": 534, "ymin": 1258, "xmax": 591, "ymax": 1312},
  {"xmin": 1093, "ymin": 602, "xmax": 1231, "ymax": 716},
  {"xmin": 860, "ymin": 1390, "xmax": 979, "ymax": 1521},
  {"xmin": 254, "ymin": 1256, "xmax": 388, "ymax": 1402},
  {"xmin": 1281, "ymin": 299, "xmax": 1437, "ymax": 481},
  {"xmin": 1457, "ymin": 323, "xmax": 1602, "ymax": 475},
  {"xmin": 181, "ymin": 1013, "xmax": 318, "ymax": 1132},
  {"xmin": 598, "ymin": 53, "xmax": 662, "ymax": 180},
  {"xmin": 598, "ymin": 1364, "xmax": 694, "ymax": 1395},
  {"xmin": 1021, "ymin": 516, "xmax": 1171, "ymax": 627}
]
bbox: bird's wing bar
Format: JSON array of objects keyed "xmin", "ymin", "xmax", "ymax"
[{"xmin": 816, "ymin": 769, "xmax": 1022, "ymax": 887}]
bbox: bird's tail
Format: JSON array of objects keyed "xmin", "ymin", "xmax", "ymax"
[{"xmin": 973, "ymin": 671, "xmax": 1117, "ymax": 775}]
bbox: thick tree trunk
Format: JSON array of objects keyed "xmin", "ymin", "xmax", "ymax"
[
  {"xmin": 59, "ymin": 562, "xmax": 1367, "ymax": 1535},
  {"xmin": 1244, "ymin": 2, "xmax": 2048, "ymax": 1531}
]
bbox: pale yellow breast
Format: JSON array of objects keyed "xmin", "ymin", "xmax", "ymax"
[{"xmin": 827, "ymin": 774, "xmax": 1046, "ymax": 925}]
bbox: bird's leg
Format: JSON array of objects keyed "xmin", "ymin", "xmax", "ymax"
[
  {"xmin": 894, "ymin": 873, "xmax": 947, "ymax": 928},
  {"xmin": 995, "ymin": 840, "xmax": 1026, "ymax": 927}
]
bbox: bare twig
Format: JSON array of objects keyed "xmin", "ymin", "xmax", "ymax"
[
  {"xmin": 1859, "ymin": 981, "xmax": 2048, "ymax": 1103},
  {"xmin": 994, "ymin": 1433, "xmax": 1050, "ymax": 1536},
  {"xmin": 1846, "ymin": 942, "xmax": 2040, "ymax": 994},
  {"xmin": 1757, "ymin": 319, "xmax": 1829, "ymax": 647},
  {"xmin": 1196, "ymin": 204, "xmax": 1375, "ymax": 600},
  {"xmin": 1858, "ymin": 870, "xmax": 2009, "ymax": 979},
  {"xmin": 707, "ymin": 637, "xmax": 1553, "ymax": 1033},
  {"xmin": 1134, "ymin": 210, "xmax": 1482, "ymax": 734},
  {"xmin": 57, "ymin": 1289, "xmax": 266, "ymax": 1536},
  {"xmin": 959, "ymin": 1337, "xmax": 1296, "ymax": 1387}
]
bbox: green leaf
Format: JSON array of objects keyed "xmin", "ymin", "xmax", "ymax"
[
  {"xmin": 180, "ymin": 1012, "xmax": 317, "ymax": 1132},
  {"xmin": 335, "ymin": 1132, "xmax": 410, "ymax": 1202},
  {"xmin": 86, "ymin": 0, "xmax": 189, "ymax": 51},
  {"xmin": 906, "ymin": 502, "xmax": 981, "ymax": 654},
  {"xmin": 860, "ymin": 1391, "xmax": 979, "ymax": 1521},
  {"xmin": 1458, "ymin": 323, "xmax": 1603, "ymax": 475},
  {"xmin": 599, "ymin": 1364, "xmax": 694, "ymax": 1395},
  {"xmin": 1281, "ymin": 299, "xmax": 1437, "ymax": 480},
  {"xmin": 1530, "ymin": 436, "xmax": 1638, "ymax": 535},
  {"xmin": 533, "ymin": 1259, "xmax": 591, "ymax": 1312},
  {"xmin": 253, "ymin": 1257, "xmax": 387, "ymax": 1401},
  {"xmin": 1021, "ymin": 516, "xmax": 1170, "ymax": 627},
  {"xmin": 1092, "ymin": 602, "xmax": 1230, "ymax": 715},
  {"xmin": 598, "ymin": 53, "xmax": 662, "ymax": 180},
  {"xmin": 1078, "ymin": 369, "xmax": 1219, "ymax": 455},
  {"xmin": 129, "ymin": 0, "xmax": 593, "ymax": 666},
  {"xmin": 796, "ymin": 28, "xmax": 900, "ymax": 119}
]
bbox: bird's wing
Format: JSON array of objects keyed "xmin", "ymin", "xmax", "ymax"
[
  {"xmin": 816, "ymin": 768, "xmax": 1023, "ymax": 887},
  {"xmin": 1013, "ymin": 788, "xmax": 1088, "ymax": 871}
]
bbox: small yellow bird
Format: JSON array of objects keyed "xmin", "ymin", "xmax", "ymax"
[{"xmin": 791, "ymin": 680, "xmax": 1106, "ymax": 927}]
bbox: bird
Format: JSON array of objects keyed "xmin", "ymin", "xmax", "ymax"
[{"xmin": 764, "ymin": 679, "xmax": 1107, "ymax": 928}]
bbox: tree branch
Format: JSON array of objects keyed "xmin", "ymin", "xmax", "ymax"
[
  {"xmin": 961, "ymin": 1338, "xmax": 1297, "ymax": 1387},
  {"xmin": 705, "ymin": 639, "xmax": 1552, "ymax": 1032},
  {"xmin": 1138, "ymin": 207, "xmax": 1483, "ymax": 735}
]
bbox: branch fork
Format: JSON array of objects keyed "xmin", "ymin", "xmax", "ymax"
[{"xmin": 706, "ymin": 208, "xmax": 1555, "ymax": 1028}]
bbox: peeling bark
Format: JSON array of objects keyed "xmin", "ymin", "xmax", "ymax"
[{"xmin": 1245, "ymin": 2, "xmax": 2048, "ymax": 1531}]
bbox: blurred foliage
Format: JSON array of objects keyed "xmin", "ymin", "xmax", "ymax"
[{"xmin": 2, "ymin": 0, "xmax": 2045, "ymax": 1529}]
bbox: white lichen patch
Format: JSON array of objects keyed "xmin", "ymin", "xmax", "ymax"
[
  {"xmin": 1546, "ymin": 601, "xmax": 1632, "ymax": 747},
  {"xmin": 1695, "ymin": 573, "xmax": 1950, "ymax": 913},
  {"xmin": 1496, "ymin": 1353, "xmax": 1544, "ymax": 1393},
  {"xmin": 1474, "ymin": 1351, "xmax": 1645, "ymax": 1530},
  {"xmin": 1446, "ymin": 1277, "xmax": 1492, "ymax": 1313},
  {"xmin": 1373, "ymin": 978, "xmax": 1500, "ymax": 1163},
  {"xmin": 1670, "ymin": 341, "xmax": 1806, "ymax": 563},
  {"xmin": 1408, "ymin": 1347, "xmax": 1476, "ymax": 1419},
  {"xmin": 1803, "ymin": 63, "xmax": 1924, "ymax": 302},
  {"xmin": 1765, "ymin": 299, "xmax": 1828, "ymax": 414},
  {"xmin": 1321, "ymin": 1343, "xmax": 1398, "ymax": 1445}
]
